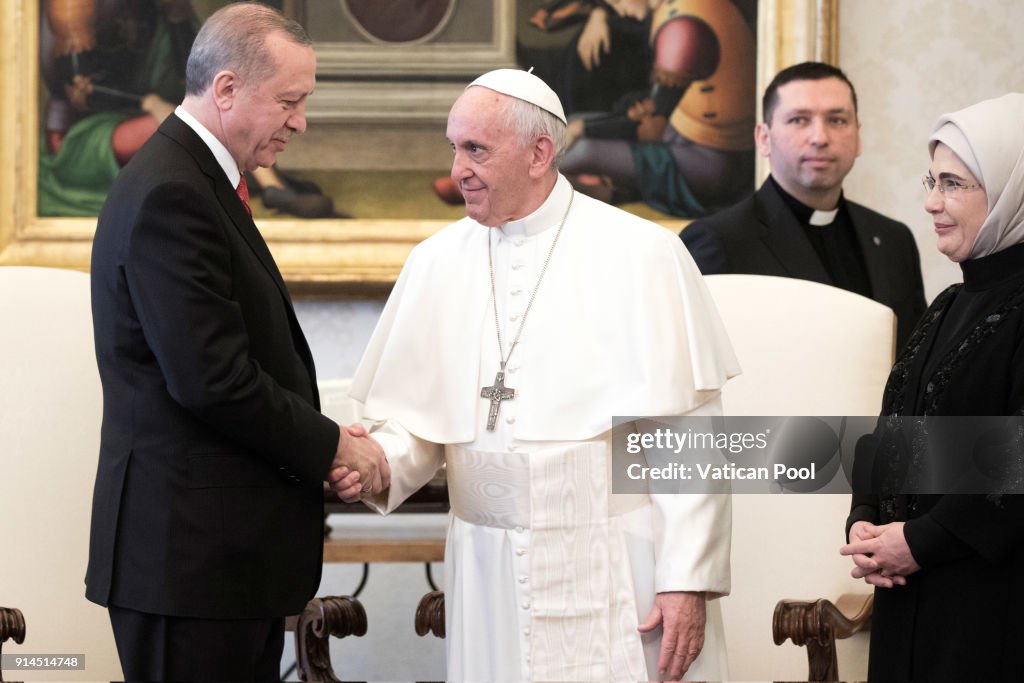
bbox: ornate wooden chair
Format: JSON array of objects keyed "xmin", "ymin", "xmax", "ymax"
[
  {"xmin": 286, "ymin": 380, "xmax": 448, "ymax": 680},
  {"xmin": 414, "ymin": 591, "xmax": 445, "ymax": 639},
  {"xmin": 703, "ymin": 274, "xmax": 893, "ymax": 680},
  {"xmin": 290, "ymin": 596, "xmax": 368, "ymax": 682},
  {"xmin": 774, "ymin": 593, "xmax": 873, "ymax": 681},
  {"xmin": 0, "ymin": 607, "xmax": 26, "ymax": 683}
]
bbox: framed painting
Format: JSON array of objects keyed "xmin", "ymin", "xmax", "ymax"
[{"xmin": 0, "ymin": 0, "xmax": 837, "ymax": 293}]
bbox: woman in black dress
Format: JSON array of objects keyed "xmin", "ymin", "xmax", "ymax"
[{"xmin": 842, "ymin": 93, "xmax": 1024, "ymax": 682}]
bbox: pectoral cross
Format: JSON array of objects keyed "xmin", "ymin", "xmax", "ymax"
[{"xmin": 480, "ymin": 369, "xmax": 516, "ymax": 431}]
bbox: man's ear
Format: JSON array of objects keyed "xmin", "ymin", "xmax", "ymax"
[
  {"xmin": 754, "ymin": 122, "xmax": 771, "ymax": 159},
  {"xmin": 211, "ymin": 70, "xmax": 240, "ymax": 111},
  {"xmin": 529, "ymin": 135, "xmax": 556, "ymax": 179}
]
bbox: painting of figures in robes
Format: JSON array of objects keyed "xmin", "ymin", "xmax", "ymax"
[
  {"xmin": 36, "ymin": 0, "xmax": 336, "ymax": 219},
  {"xmin": 523, "ymin": 0, "xmax": 759, "ymax": 218},
  {"xmin": 38, "ymin": 0, "xmax": 199, "ymax": 217},
  {"xmin": 35, "ymin": 0, "xmax": 757, "ymax": 223}
]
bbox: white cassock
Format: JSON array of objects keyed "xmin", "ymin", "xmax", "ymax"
[{"xmin": 351, "ymin": 175, "xmax": 740, "ymax": 682}]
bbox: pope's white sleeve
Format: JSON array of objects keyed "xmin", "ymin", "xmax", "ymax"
[
  {"xmin": 359, "ymin": 419, "xmax": 445, "ymax": 515},
  {"xmin": 646, "ymin": 394, "xmax": 733, "ymax": 599}
]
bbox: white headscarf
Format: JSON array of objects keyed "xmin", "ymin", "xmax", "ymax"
[{"xmin": 929, "ymin": 93, "xmax": 1024, "ymax": 259}]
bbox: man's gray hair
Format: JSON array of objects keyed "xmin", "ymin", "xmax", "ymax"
[
  {"xmin": 185, "ymin": 2, "xmax": 312, "ymax": 96},
  {"xmin": 497, "ymin": 94, "xmax": 568, "ymax": 170}
]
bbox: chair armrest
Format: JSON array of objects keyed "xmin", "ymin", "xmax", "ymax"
[
  {"xmin": 773, "ymin": 593, "xmax": 873, "ymax": 681},
  {"xmin": 293, "ymin": 596, "xmax": 367, "ymax": 682}
]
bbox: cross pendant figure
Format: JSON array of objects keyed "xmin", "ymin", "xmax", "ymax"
[{"xmin": 480, "ymin": 369, "xmax": 516, "ymax": 431}]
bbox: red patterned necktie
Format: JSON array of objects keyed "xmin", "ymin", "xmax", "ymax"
[{"xmin": 236, "ymin": 175, "xmax": 252, "ymax": 217}]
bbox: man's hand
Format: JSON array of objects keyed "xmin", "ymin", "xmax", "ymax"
[
  {"xmin": 65, "ymin": 74, "xmax": 94, "ymax": 111},
  {"xmin": 327, "ymin": 465, "xmax": 363, "ymax": 502},
  {"xmin": 329, "ymin": 424, "xmax": 389, "ymax": 498},
  {"xmin": 841, "ymin": 521, "xmax": 918, "ymax": 587},
  {"xmin": 627, "ymin": 97, "xmax": 655, "ymax": 122},
  {"xmin": 577, "ymin": 7, "xmax": 610, "ymax": 71},
  {"xmin": 528, "ymin": 8, "xmax": 550, "ymax": 30},
  {"xmin": 637, "ymin": 590, "xmax": 706, "ymax": 680}
]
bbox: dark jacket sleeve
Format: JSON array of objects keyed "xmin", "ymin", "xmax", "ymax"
[
  {"xmin": 680, "ymin": 219, "xmax": 729, "ymax": 274},
  {"xmin": 905, "ymin": 336, "xmax": 1024, "ymax": 568},
  {"xmin": 124, "ymin": 180, "xmax": 338, "ymax": 483},
  {"xmin": 903, "ymin": 509, "xmax": 980, "ymax": 568}
]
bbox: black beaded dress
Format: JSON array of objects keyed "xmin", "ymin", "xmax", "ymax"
[{"xmin": 847, "ymin": 241, "xmax": 1024, "ymax": 682}]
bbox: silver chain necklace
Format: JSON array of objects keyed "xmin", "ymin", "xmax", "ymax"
[{"xmin": 479, "ymin": 191, "xmax": 575, "ymax": 431}]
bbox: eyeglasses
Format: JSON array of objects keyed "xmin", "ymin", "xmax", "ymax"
[{"xmin": 922, "ymin": 175, "xmax": 983, "ymax": 195}]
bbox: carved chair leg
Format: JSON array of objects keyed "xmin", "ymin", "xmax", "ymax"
[
  {"xmin": 294, "ymin": 596, "xmax": 367, "ymax": 682},
  {"xmin": 805, "ymin": 638, "xmax": 840, "ymax": 682},
  {"xmin": 415, "ymin": 591, "xmax": 445, "ymax": 639},
  {"xmin": 0, "ymin": 607, "xmax": 26, "ymax": 683}
]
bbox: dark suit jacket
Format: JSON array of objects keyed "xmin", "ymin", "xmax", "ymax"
[
  {"xmin": 87, "ymin": 114, "xmax": 339, "ymax": 619},
  {"xmin": 681, "ymin": 179, "xmax": 927, "ymax": 349}
]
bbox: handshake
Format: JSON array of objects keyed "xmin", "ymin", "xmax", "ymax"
[{"xmin": 327, "ymin": 423, "xmax": 391, "ymax": 503}]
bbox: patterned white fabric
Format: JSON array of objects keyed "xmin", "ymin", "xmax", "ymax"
[{"xmin": 352, "ymin": 174, "xmax": 737, "ymax": 680}]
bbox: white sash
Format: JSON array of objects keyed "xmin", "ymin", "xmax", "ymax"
[{"xmin": 446, "ymin": 443, "xmax": 648, "ymax": 681}]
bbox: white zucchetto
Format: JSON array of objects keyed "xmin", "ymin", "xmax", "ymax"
[{"xmin": 467, "ymin": 68, "xmax": 567, "ymax": 124}]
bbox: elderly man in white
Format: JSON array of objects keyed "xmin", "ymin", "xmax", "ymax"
[{"xmin": 339, "ymin": 68, "xmax": 738, "ymax": 682}]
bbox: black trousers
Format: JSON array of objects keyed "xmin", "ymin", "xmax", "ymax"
[{"xmin": 108, "ymin": 605, "xmax": 284, "ymax": 682}]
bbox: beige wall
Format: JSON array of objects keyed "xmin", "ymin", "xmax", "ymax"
[{"xmin": 839, "ymin": 0, "xmax": 1024, "ymax": 300}]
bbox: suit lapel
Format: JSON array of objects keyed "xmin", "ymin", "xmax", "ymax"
[
  {"xmin": 754, "ymin": 180, "xmax": 832, "ymax": 284},
  {"xmin": 848, "ymin": 202, "xmax": 893, "ymax": 301},
  {"xmin": 159, "ymin": 115, "xmax": 294, "ymax": 306},
  {"xmin": 158, "ymin": 116, "xmax": 320, "ymax": 401}
]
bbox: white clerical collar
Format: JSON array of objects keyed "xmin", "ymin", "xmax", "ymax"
[
  {"xmin": 175, "ymin": 105, "xmax": 242, "ymax": 190},
  {"xmin": 499, "ymin": 174, "xmax": 573, "ymax": 237},
  {"xmin": 809, "ymin": 208, "xmax": 839, "ymax": 226}
]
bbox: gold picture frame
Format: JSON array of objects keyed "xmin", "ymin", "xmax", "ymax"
[{"xmin": 0, "ymin": 0, "xmax": 837, "ymax": 293}]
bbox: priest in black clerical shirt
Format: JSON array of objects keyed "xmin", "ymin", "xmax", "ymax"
[{"xmin": 681, "ymin": 62, "xmax": 925, "ymax": 349}]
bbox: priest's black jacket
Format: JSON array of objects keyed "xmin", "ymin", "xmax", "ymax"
[
  {"xmin": 86, "ymin": 114, "xmax": 339, "ymax": 619},
  {"xmin": 680, "ymin": 178, "xmax": 927, "ymax": 350}
]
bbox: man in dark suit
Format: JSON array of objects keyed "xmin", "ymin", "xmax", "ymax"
[
  {"xmin": 87, "ymin": 4, "xmax": 387, "ymax": 679},
  {"xmin": 681, "ymin": 62, "xmax": 926, "ymax": 349}
]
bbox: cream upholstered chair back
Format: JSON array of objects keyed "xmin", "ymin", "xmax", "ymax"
[
  {"xmin": 0, "ymin": 267, "xmax": 122, "ymax": 679},
  {"xmin": 704, "ymin": 274, "xmax": 895, "ymax": 416},
  {"xmin": 702, "ymin": 274, "xmax": 896, "ymax": 681}
]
